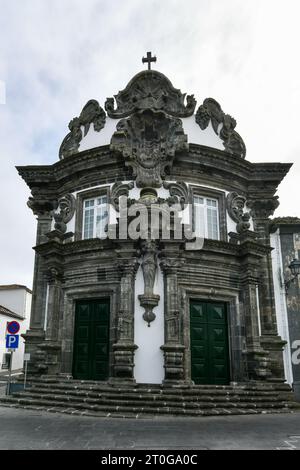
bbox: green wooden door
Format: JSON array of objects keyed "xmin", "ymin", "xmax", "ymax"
[
  {"xmin": 190, "ymin": 301, "xmax": 230, "ymax": 385},
  {"xmin": 73, "ymin": 299, "xmax": 110, "ymax": 381}
]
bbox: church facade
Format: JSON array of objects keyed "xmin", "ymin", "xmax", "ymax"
[{"xmin": 18, "ymin": 56, "xmax": 293, "ymax": 388}]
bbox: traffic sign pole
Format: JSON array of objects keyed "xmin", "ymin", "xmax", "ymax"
[{"xmin": 6, "ymin": 350, "xmax": 14, "ymax": 395}]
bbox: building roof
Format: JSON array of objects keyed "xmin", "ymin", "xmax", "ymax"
[
  {"xmin": 0, "ymin": 304, "xmax": 24, "ymax": 320},
  {"xmin": 271, "ymin": 217, "xmax": 300, "ymax": 225},
  {"xmin": 0, "ymin": 284, "xmax": 32, "ymax": 294}
]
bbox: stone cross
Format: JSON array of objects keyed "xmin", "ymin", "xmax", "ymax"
[{"xmin": 142, "ymin": 51, "xmax": 157, "ymax": 70}]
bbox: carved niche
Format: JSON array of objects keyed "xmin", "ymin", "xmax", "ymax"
[
  {"xmin": 110, "ymin": 109, "xmax": 188, "ymax": 188},
  {"xmin": 59, "ymin": 100, "xmax": 106, "ymax": 159},
  {"xmin": 105, "ymin": 70, "xmax": 196, "ymax": 119},
  {"xmin": 195, "ymin": 98, "xmax": 246, "ymax": 158}
]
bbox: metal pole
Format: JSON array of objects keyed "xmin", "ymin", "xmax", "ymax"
[{"xmin": 6, "ymin": 350, "xmax": 13, "ymax": 395}]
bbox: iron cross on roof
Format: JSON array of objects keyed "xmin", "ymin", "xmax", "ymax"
[{"xmin": 142, "ymin": 51, "xmax": 157, "ymax": 70}]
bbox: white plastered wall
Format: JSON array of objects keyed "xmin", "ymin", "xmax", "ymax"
[{"xmin": 0, "ymin": 288, "xmax": 31, "ymax": 372}]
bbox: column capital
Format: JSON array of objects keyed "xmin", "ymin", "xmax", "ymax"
[
  {"xmin": 247, "ymin": 196, "xmax": 279, "ymax": 220},
  {"xmin": 160, "ymin": 257, "xmax": 184, "ymax": 275},
  {"xmin": 27, "ymin": 195, "xmax": 58, "ymax": 217}
]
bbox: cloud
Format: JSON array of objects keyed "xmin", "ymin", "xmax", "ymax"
[{"xmin": 0, "ymin": 0, "xmax": 300, "ymax": 287}]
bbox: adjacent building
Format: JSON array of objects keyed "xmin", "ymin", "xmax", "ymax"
[
  {"xmin": 271, "ymin": 218, "xmax": 300, "ymax": 399},
  {"xmin": 0, "ymin": 285, "xmax": 32, "ymax": 373}
]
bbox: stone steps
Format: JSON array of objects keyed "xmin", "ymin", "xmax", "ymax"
[
  {"xmin": 23, "ymin": 383, "xmax": 282, "ymax": 397},
  {"xmin": 3, "ymin": 390, "xmax": 291, "ymax": 410},
  {"xmin": 0, "ymin": 378, "xmax": 297, "ymax": 418},
  {"xmin": 10, "ymin": 387, "xmax": 287, "ymax": 404},
  {"xmin": 0, "ymin": 396, "xmax": 292, "ymax": 417}
]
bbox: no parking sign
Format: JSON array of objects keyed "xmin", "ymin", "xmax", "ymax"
[{"xmin": 7, "ymin": 321, "xmax": 20, "ymax": 334}]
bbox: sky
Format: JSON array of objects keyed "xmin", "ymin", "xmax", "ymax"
[{"xmin": 0, "ymin": 0, "xmax": 300, "ymax": 289}]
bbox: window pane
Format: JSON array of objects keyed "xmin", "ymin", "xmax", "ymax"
[
  {"xmin": 84, "ymin": 199, "xmax": 94, "ymax": 208},
  {"xmin": 97, "ymin": 196, "xmax": 107, "ymax": 205},
  {"xmin": 83, "ymin": 207, "xmax": 94, "ymax": 239},
  {"xmin": 96, "ymin": 200, "xmax": 108, "ymax": 238},
  {"xmin": 194, "ymin": 196, "xmax": 204, "ymax": 205},
  {"xmin": 194, "ymin": 199, "xmax": 205, "ymax": 238},
  {"xmin": 207, "ymin": 207, "xmax": 219, "ymax": 240},
  {"xmin": 207, "ymin": 198, "xmax": 217, "ymax": 207},
  {"xmin": 194, "ymin": 195, "xmax": 220, "ymax": 240}
]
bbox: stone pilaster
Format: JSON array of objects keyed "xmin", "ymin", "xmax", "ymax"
[
  {"xmin": 22, "ymin": 196, "xmax": 57, "ymax": 375},
  {"xmin": 38, "ymin": 265, "xmax": 63, "ymax": 375},
  {"xmin": 160, "ymin": 251, "xmax": 185, "ymax": 383},
  {"xmin": 247, "ymin": 197, "xmax": 286, "ymax": 382},
  {"xmin": 112, "ymin": 249, "xmax": 139, "ymax": 382},
  {"xmin": 240, "ymin": 276, "xmax": 270, "ymax": 380}
]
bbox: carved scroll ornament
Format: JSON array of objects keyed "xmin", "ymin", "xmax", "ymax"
[
  {"xmin": 53, "ymin": 193, "xmax": 76, "ymax": 233},
  {"xmin": 196, "ymin": 98, "xmax": 246, "ymax": 158},
  {"xmin": 59, "ymin": 100, "xmax": 106, "ymax": 159}
]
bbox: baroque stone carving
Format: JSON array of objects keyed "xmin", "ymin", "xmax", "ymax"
[
  {"xmin": 53, "ymin": 193, "xmax": 76, "ymax": 233},
  {"xmin": 110, "ymin": 109, "xmax": 188, "ymax": 188},
  {"xmin": 110, "ymin": 182, "xmax": 134, "ymax": 211},
  {"xmin": 163, "ymin": 181, "xmax": 189, "ymax": 209},
  {"xmin": 236, "ymin": 213, "xmax": 251, "ymax": 234},
  {"xmin": 247, "ymin": 197, "xmax": 280, "ymax": 219},
  {"xmin": 226, "ymin": 192, "xmax": 247, "ymax": 223},
  {"xmin": 59, "ymin": 100, "xmax": 106, "ymax": 159},
  {"xmin": 195, "ymin": 98, "xmax": 246, "ymax": 158},
  {"xmin": 27, "ymin": 195, "xmax": 58, "ymax": 216},
  {"xmin": 138, "ymin": 239, "xmax": 160, "ymax": 326},
  {"xmin": 105, "ymin": 70, "xmax": 196, "ymax": 119}
]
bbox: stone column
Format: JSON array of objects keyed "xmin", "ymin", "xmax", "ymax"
[
  {"xmin": 112, "ymin": 251, "xmax": 139, "ymax": 382},
  {"xmin": 160, "ymin": 254, "xmax": 186, "ymax": 384},
  {"xmin": 22, "ymin": 196, "xmax": 57, "ymax": 375},
  {"xmin": 247, "ymin": 197, "xmax": 286, "ymax": 382}
]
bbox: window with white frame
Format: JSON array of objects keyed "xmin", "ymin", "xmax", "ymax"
[
  {"xmin": 83, "ymin": 195, "xmax": 108, "ymax": 239},
  {"xmin": 193, "ymin": 195, "xmax": 220, "ymax": 240}
]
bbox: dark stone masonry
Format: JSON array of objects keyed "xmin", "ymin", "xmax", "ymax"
[{"xmin": 11, "ymin": 56, "xmax": 297, "ymax": 415}]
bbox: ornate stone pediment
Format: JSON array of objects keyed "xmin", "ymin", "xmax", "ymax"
[
  {"xmin": 196, "ymin": 98, "xmax": 246, "ymax": 158},
  {"xmin": 105, "ymin": 70, "xmax": 196, "ymax": 119},
  {"xmin": 59, "ymin": 99, "xmax": 106, "ymax": 159},
  {"xmin": 110, "ymin": 109, "xmax": 188, "ymax": 188}
]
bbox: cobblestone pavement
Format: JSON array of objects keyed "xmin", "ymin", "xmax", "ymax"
[{"xmin": 0, "ymin": 406, "xmax": 299, "ymax": 450}]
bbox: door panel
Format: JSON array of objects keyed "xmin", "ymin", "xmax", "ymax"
[
  {"xmin": 190, "ymin": 301, "xmax": 230, "ymax": 385},
  {"xmin": 73, "ymin": 299, "xmax": 109, "ymax": 380}
]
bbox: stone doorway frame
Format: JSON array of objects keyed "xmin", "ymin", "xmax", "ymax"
[
  {"xmin": 59, "ymin": 285, "xmax": 118, "ymax": 379},
  {"xmin": 181, "ymin": 286, "xmax": 246, "ymax": 384}
]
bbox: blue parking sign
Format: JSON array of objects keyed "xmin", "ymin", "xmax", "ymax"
[{"xmin": 6, "ymin": 334, "xmax": 19, "ymax": 349}]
